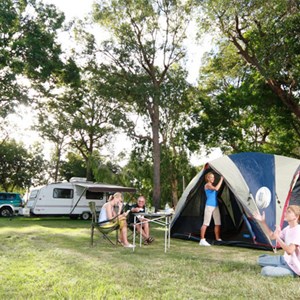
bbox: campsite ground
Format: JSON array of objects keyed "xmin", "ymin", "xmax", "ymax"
[{"xmin": 0, "ymin": 217, "xmax": 299, "ymax": 299}]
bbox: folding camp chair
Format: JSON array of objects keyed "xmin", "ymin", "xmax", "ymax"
[{"xmin": 88, "ymin": 201, "xmax": 120, "ymax": 246}]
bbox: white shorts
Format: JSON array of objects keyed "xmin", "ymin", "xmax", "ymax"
[{"xmin": 203, "ymin": 205, "xmax": 221, "ymax": 226}]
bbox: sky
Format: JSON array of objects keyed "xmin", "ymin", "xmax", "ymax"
[{"xmin": 8, "ymin": 0, "xmax": 222, "ymax": 166}]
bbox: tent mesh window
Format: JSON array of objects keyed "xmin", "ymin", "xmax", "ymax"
[{"xmin": 290, "ymin": 174, "xmax": 300, "ymax": 206}]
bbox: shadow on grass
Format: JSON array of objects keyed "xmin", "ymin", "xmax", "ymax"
[
  {"xmin": 0, "ymin": 216, "xmax": 89, "ymax": 229},
  {"xmin": 0, "ymin": 217, "xmax": 263, "ymax": 276}
]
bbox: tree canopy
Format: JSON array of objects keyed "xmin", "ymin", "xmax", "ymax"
[
  {"xmin": 0, "ymin": 140, "xmax": 46, "ymax": 191},
  {"xmin": 0, "ymin": 0, "xmax": 77, "ymax": 116},
  {"xmin": 186, "ymin": 41, "xmax": 300, "ymax": 157},
  {"xmin": 198, "ymin": 0, "xmax": 300, "ymax": 118},
  {"xmin": 92, "ymin": 0, "xmax": 194, "ymax": 209}
]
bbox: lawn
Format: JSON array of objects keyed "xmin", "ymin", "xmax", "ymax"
[{"xmin": 0, "ymin": 217, "xmax": 299, "ymax": 300}]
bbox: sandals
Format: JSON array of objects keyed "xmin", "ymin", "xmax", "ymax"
[
  {"xmin": 144, "ymin": 236, "xmax": 155, "ymax": 245},
  {"xmin": 148, "ymin": 236, "xmax": 155, "ymax": 243}
]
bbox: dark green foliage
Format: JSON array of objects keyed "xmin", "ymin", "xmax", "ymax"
[
  {"xmin": 59, "ymin": 152, "xmax": 87, "ymax": 181},
  {"xmin": 0, "ymin": 0, "xmax": 79, "ymax": 117},
  {"xmin": 198, "ymin": 0, "xmax": 300, "ymax": 118},
  {"xmin": 186, "ymin": 39, "xmax": 300, "ymax": 158},
  {"xmin": 0, "ymin": 140, "xmax": 46, "ymax": 191}
]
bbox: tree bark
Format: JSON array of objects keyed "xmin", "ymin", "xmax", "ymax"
[
  {"xmin": 53, "ymin": 144, "xmax": 62, "ymax": 182},
  {"xmin": 152, "ymin": 104, "xmax": 161, "ymax": 211},
  {"xmin": 86, "ymin": 155, "xmax": 93, "ymax": 182},
  {"xmin": 171, "ymin": 177, "xmax": 178, "ymax": 208}
]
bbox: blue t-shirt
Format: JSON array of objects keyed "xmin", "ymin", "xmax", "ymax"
[{"xmin": 205, "ymin": 189, "xmax": 218, "ymax": 207}]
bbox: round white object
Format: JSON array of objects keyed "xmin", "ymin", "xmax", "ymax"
[{"xmin": 255, "ymin": 187, "xmax": 272, "ymax": 209}]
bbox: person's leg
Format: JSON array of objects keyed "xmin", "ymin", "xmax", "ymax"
[
  {"xmin": 200, "ymin": 225, "xmax": 207, "ymax": 239},
  {"xmin": 118, "ymin": 219, "xmax": 131, "ymax": 246},
  {"xmin": 200, "ymin": 206, "xmax": 214, "ymax": 246},
  {"xmin": 214, "ymin": 225, "xmax": 221, "ymax": 240},
  {"xmin": 142, "ymin": 221, "xmax": 155, "ymax": 244},
  {"xmin": 201, "ymin": 206, "xmax": 213, "ymax": 239},
  {"xmin": 212, "ymin": 207, "xmax": 221, "ymax": 240},
  {"xmin": 143, "ymin": 221, "xmax": 150, "ymax": 239},
  {"xmin": 258, "ymin": 255, "xmax": 283, "ymax": 267},
  {"xmin": 136, "ymin": 223, "xmax": 147, "ymax": 239},
  {"xmin": 261, "ymin": 266, "xmax": 295, "ymax": 277}
]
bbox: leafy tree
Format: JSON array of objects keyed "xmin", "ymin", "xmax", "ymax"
[
  {"xmin": 122, "ymin": 146, "xmax": 154, "ymax": 202},
  {"xmin": 0, "ymin": 0, "xmax": 76, "ymax": 117},
  {"xmin": 0, "ymin": 140, "xmax": 47, "ymax": 191},
  {"xmin": 58, "ymin": 64, "xmax": 119, "ymax": 181},
  {"xmin": 121, "ymin": 143, "xmax": 197, "ymax": 208},
  {"xmin": 35, "ymin": 107, "xmax": 70, "ymax": 182},
  {"xmin": 160, "ymin": 146, "xmax": 198, "ymax": 207},
  {"xmin": 33, "ymin": 23, "xmax": 119, "ymax": 182},
  {"xmin": 92, "ymin": 0, "xmax": 193, "ymax": 209},
  {"xmin": 59, "ymin": 152, "xmax": 86, "ymax": 181},
  {"xmin": 159, "ymin": 67, "xmax": 196, "ymax": 205},
  {"xmin": 198, "ymin": 0, "xmax": 300, "ymax": 119},
  {"xmin": 187, "ymin": 42, "xmax": 300, "ymax": 157}
]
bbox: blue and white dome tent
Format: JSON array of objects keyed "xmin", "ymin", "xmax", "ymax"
[{"xmin": 171, "ymin": 152, "xmax": 300, "ymax": 250}]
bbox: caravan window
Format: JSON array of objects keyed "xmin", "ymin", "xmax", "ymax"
[
  {"xmin": 86, "ymin": 190, "xmax": 104, "ymax": 200},
  {"xmin": 53, "ymin": 188, "xmax": 73, "ymax": 199},
  {"xmin": 29, "ymin": 190, "xmax": 39, "ymax": 199}
]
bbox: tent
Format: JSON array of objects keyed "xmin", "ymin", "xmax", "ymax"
[{"xmin": 171, "ymin": 152, "xmax": 300, "ymax": 250}]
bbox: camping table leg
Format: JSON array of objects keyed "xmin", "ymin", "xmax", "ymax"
[
  {"xmin": 139, "ymin": 218, "xmax": 143, "ymax": 247},
  {"xmin": 133, "ymin": 215, "xmax": 136, "ymax": 252},
  {"xmin": 132, "ymin": 213, "xmax": 173, "ymax": 253},
  {"xmin": 167, "ymin": 215, "xmax": 171, "ymax": 249},
  {"xmin": 165, "ymin": 216, "xmax": 167, "ymax": 253}
]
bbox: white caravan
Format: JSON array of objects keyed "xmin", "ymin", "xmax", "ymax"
[{"xmin": 23, "ymin": 177, "xmax": 136, "ymax": 220}]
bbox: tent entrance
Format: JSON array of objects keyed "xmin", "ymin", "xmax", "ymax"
[{"xmin": 171, "ymin": 171, "xmax": 257, "ymax": 247}]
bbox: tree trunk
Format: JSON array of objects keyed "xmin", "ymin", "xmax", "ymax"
[
  {"xmin": 86, "ymin": 155, "xmax": 93, "ymax": 181},
  {"xmin": 171, "ymin": 177, "xmax": 178, "ymax": 208},
  {"xmin": 266, "ymin": 79, "xmax": 300, "ymax": 120},
  {"xmin": 152, "ymin": 104, "xmax": 161, "ymax": 211},
  {"xmin": 53, "ymin": 144, "xmax": 61, "ymax": 182}
]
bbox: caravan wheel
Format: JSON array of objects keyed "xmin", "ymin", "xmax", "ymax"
[{"xmin": 81, "ymin": 212, "xmax": 90, "ymax": 220}]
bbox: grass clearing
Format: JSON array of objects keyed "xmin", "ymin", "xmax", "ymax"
[{"xmin": 0, "ymin": 217, "xmax": 299, "ymax": 299}]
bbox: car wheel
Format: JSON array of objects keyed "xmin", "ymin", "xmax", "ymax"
[
  {"xmin": 0, "ymin": 207, "xmax": 14, "ymax": 217},
  {"xmin": 81, "ymin": 212, "xmax": 90, "ymax": 220}
]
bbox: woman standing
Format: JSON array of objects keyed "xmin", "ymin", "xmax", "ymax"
[
  {"xmin": 199, "ymin": 172, "xmax": 223, "ymax": 246},
  {"xmin": 99, "ymin": 192, "xmax": 134, "ymax": 248}
]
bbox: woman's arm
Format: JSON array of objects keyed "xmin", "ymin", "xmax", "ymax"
[
  {"xmin": 205, "ymin": 176, "xmax": 224, "ymax": 191},
  {"xmin": 215, "ymin": 176, "xmax": 224, "ymax": 191},
  {"xmin": 273, "ymin": 225, "xmax": 297, "ymax": 255},
  {"xmin": 105, "ymin": 203, "xmax": 114, "ymax": 220},
  {"xmin": 117, "ymin": 202, "xmax": 123, "ymax": 215},
  {"xmin": 253, "ymin": 211, "xmax": 276, "ymax": 240},
  {"xmin": 276, "ymin": 237, "xmax": 296, "ymax": 255}
]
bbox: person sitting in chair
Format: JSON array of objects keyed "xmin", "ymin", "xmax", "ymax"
[
  {"xmin": 128, "ymin": 195, "xmax": 154, "ymax": 245},
  {"xmin": 99, "ymin": 192, "xmax": 134, "ymax": 248}
]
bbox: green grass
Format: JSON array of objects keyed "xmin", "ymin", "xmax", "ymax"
[{"xmin": 0, "ymin": 217, "xmax": 299, "ymax": 300}]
